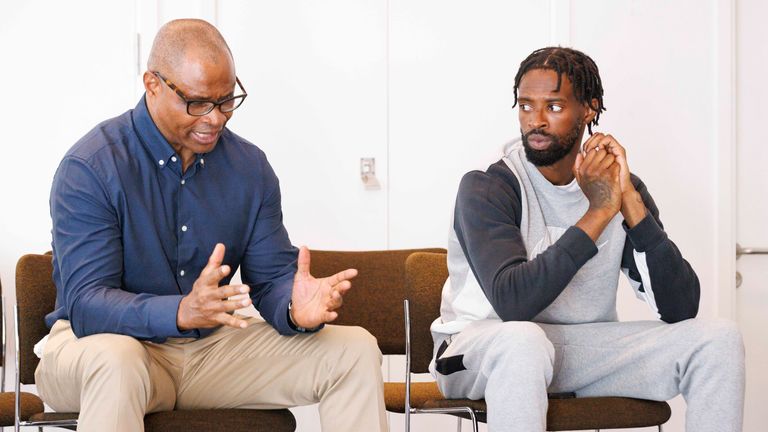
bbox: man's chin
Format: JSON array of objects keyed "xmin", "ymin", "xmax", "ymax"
[
  {"xmin": 187, "ymin": 134, "xmax": 220, "ymax": 153},
  {"xmin": 523, "ymin": 144, "xmax": 568, "ymax": 167}
]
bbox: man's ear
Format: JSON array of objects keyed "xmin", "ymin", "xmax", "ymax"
[
  {"xmin": 584, "ymin": 98, "xmax": 598, "ymax": 124},
  {"xmin": 143, "ymin": 71, "xmax": 160, "ymax": 96}
]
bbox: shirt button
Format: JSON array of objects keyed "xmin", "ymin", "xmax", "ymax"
[
  {"xmin": 179, "ymin": 270, "xmax": 185, "ymax": 277},
  {"xmin": 181, "ymin": 225, "xmax": 188, "ymax": 232},
  {"xmin": 181, "ymin": 179, "xmax": 186, "ymax": 185},
  {"xmin": 171, "ymin": 156, "xmax": 177, "ymax": 162},
  {"xmin": 158, "ymin": 160, "xmax": 165, "ymax": 166}
]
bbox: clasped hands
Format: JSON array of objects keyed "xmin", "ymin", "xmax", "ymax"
[
  {"xmin": 573, "ymin": 133, "xmax": 647, "ymax": 241},
  {"xmin": 177, "ymin": 244, "xmax": 357, "ymax": 331}
]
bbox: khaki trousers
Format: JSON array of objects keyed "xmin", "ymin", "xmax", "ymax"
[{"xmin": 35, "ymin": 317, "xmax": 387, "ymax": 432}]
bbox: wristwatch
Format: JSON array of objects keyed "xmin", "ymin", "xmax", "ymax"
[{"xmin": 287, "ymin": 300, "xmax": 320, "ymax": 333}]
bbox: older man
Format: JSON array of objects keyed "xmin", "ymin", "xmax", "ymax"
[{"xmin": 37, "ymin": 19, "xmax": 387, "ymax": 432}]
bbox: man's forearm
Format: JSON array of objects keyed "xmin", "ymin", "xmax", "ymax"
[
  {"xmin": 575, "ymin": 208, "xmax": 616, "ymax": 242},
  {"xmin": 621, "ymin": 190, "xmax": 647, "ymax": 228}
]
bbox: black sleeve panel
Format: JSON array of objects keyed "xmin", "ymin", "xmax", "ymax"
[
  {"xmin": 454, "ymin": 161, "xmax": 598, "ymax": 322},
  {"xmin": 620, "ymin": 174, "xmax": 700, "ymax": 323}
]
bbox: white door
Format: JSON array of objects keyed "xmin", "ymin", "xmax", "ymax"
[
  {"xmin": 217, "ymin": 0, "xmax": 389, "ymax": 251},
  {"xmin": 736, "ymin": 0, "xmax": 768, "ymax": 430}
]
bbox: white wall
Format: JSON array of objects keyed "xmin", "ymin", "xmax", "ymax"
[
  {"xmin": 0, "ymin": 0, "xmax": 138, "ymax": 388},
  {"xmin": 0, "ymin": 1, "xmax": 750, "ymax": 431}
]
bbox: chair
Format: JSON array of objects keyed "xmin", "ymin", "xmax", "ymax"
[
  {"xmin": 0, "ymin": 277, "xmax": 45, "ymax": 429},
  {"xmin": 402, "ymin": 252, "xmax": 672, "ymax": 432},
  {"xmin": 309, "ymin": 248, "xmax": 446, "ymax": 352},
  {"xmin": 14, "ymin": 253, "xmax": 296, "ymax": 431}
]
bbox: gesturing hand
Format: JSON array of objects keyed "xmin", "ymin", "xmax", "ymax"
[
  {"xmin": 290, "ymin": 246, "xmax": 358, "ymax": 330},
  {"xmin": 177, "ymin": 243, "xmax": 252, "ymax": 331}
]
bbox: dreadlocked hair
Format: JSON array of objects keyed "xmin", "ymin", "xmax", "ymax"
[{"xmin": 513, "ymin": 47, "xmax": 606, "ymax": 134}]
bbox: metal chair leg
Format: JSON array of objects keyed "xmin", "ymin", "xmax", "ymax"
[
  {"xmin": 471, "ymin": 414, "xmax": 478, "ymax": 432},
  {"xmin": 456, "ymin": 417, "xmax": 462, "ymax": 432}
]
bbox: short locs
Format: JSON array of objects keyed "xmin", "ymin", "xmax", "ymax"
[{"xmin": 512, "ymin": 47, "xmax": 606, "ymax": 135}]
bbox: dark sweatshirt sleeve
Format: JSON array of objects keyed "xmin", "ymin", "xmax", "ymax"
[
  {"xmin": 454, "ymin": 161, "xmax": 598, "ymax": 321},
  {"xmin": 620, "ymin": 174, "xmax": 700, "ymax": 323}
]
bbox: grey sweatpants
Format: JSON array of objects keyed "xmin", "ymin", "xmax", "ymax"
[{"xmin": 432, "ymin": 319, "xmax": 744, "ymax": 432}]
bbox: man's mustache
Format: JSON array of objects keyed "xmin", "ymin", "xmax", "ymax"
[{"xmin": 523, "ymin": 129, "xmax": 556, "ymax": 140}]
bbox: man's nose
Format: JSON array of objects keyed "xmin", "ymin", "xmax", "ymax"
[
  {"xmin": 202, "ymin": 107, "xmax": 228, "ymax": 127},
  {"xmin": 527, "ymin": 109, "xmax": 548, "ymax": 130}
]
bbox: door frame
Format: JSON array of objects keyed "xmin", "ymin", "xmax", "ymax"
[{"xmin": 715, "ymin": 0, "xmax": 736, "ymax": 319}]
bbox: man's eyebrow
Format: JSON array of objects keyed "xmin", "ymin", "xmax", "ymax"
[
  {"xmin": 188, "ymin": 91, "xmax": 235, "ymax": 102},
  {"xmin": 517, "ymin": 96, "xmax": 567, "ymax": 102}
]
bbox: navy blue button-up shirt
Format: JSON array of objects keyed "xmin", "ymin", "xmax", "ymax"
[{"xmin": 47, "ymin": 97, "xmax": 299, "ymax": 341}]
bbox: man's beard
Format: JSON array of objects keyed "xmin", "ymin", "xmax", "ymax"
[{"xmin": 522, "ymin": 120, "xmax": 583, "ymax": 167}]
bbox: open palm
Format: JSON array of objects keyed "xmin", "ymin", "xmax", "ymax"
[{"xmin": 290, "ymin": 246, "xmax": 358, "ymax": 329}]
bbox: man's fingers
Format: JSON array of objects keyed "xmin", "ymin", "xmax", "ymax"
[
  {"xmin": 215, "ymin": 284, "xmax": 250, "ymax": 299},
  {"xmin": 333, "ymin": 280, "xmax": 353, "ymax": 294},
  {"xmin": 296, "ymin": 246, "xmax": 311, "ymax": 279},
  {"xmin": 199, "ymin": 265, "xmax": 231, "ymax": 286},
  {"xmin": 208, "ymin": 243, "xmax": 226, "ymax": 267},
  {"xmin": 610, "ymin": 162, "xmax": 621, "ymax": 177},
  {"xmin": 217, "ymin": 313, "xmax": 249, "ymax": 329},
  {"xmin": 199, "ymin": 243, "xmax": 230, "ymax": 284},
  {"xmin": 580, "ymin": 145, "xmax": 606, "ymax": 171},
  {"xmin": 209, "ymin": 297, "xmax": 252, "ymax": 313},
  {"xmin": 602, "ymin": 135, "xmax": 624, "ymax": 153},
  {"xmin": 598, "ymin": 153, "xmax": 616, "ymax": 171},
  {"xmin": 573, "ymin": 151, "xmax": 584, "ymax": 178},
  {"xmin": 324, "ymin": 268, "xmax": 358, "ymax": 287},
  {"xmin": 594, "ymin": 134, "xmax": 627, "ymax": 161},
  {"xmin": 581, "ymin": 132, "xmax": 602, "ymax": 153},
  {"xmin": 328, "ymin": 289, "xmax": 343, "ymax": 310}
]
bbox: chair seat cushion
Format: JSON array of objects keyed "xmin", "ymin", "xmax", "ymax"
[
  {"xmin": 144, "ymin": 409, "xmax": 296, "ymax": 432},
  {"xmin": 384, "ymin": 381, "xmax": 443, "ymax": 413},
  {"xmin": 0, "ymin": 392, "xmax": 45, "ymax": 425},
  {"xmin": 545, "ymin": 397, "xmax": 671, "ymax": 431},
  {"xmin": 385, "ymin": 381, "xmax": 671, "ymax": 430},
  {"xmin": 29, "ymin": 409, "xmax": 296, "ymax": 432}
]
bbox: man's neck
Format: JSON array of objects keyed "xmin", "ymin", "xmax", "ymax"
[
  {"xmin": 536, "ymin": 151, "xmax": 578, "ymax": 185},
  {"xmin": 168, "ymin": 142, "xmax": 196, "ymax": 172},
  {"xmin": 179, "ymin": 150, "xmax": 196, "ymax": 172}
]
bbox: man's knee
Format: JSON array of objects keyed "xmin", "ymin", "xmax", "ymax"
[
  {"xmin": 460, "ymin": 321, "xmax": 554, "ymax": 379},
  {"xmin": 691, "ymin": 319, "xmax": 744, "ymax": 361},
  {"xmin": 81, "ymin": 334, "xmax": 153, "ymax": 386},
  {"xmin": 320, "ymin": 325, "xmax": 382, "ymax": 372},
  {"xmin": 493, "ymin": 322, "xmax": 553, "ymax": 358}
]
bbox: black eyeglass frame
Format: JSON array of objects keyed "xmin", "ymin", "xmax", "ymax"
[{"xmin": 152, "ymin": 71, "xmax": 248, "ymax": 116}]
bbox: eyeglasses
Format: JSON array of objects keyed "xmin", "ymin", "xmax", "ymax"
[{"xmin": 152, "ymin": 71, "xmax": 248, "ymax": 116}]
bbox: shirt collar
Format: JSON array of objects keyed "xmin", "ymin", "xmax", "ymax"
[
  {"xmin": 132, "ymin": 95, "xmax": 217, "ymax": 172},
  {"xmin": 132, "ymin": 95, "xmax": 178, "ymax": 169}
]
